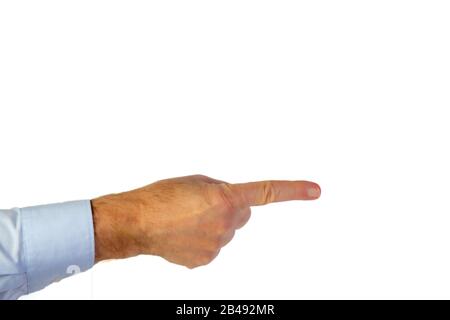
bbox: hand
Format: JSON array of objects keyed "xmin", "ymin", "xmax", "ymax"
[{"xmin": 91, "ymin": 175, "xmax": 321, "ymax": 268}]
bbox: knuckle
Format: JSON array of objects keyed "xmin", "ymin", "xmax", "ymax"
[
  {"xmin": 220, "ymin": 230, "xmax": 235, "ymax": 246},
  {"xmin": 209, "ymin": 236, "xmax": 223, "ymax": 250},
  {"xmin": 217, "ymin": 216, "xmax": 233, "ymax": 233},
  {"xmin": 242, "ymin": 207, "xmax": 252, "ymax": 218},
  {"xmin": 261, "ymin": 181, "xmax": 277, "ymax": 204},
  {"xmin": 244, "ymin": 209, "xmax": 252, "ymax": 221},
  {"xmin": 237, "ymin": 211, "xmax": 251, "ymax": 229},
  {"xmin": 193, "ymin": 174, "xmax": 208, "ymax": 179},
  {"xmin": 204, "ymin": 250, "xmax": 219, "ymax": 263},
  {"xmin": 216, "ymin": 183, "xmax": 237, "ymax": 213},
  {"xmin": 186, "ymin": 263, "xmax": 198, "ymax": 270},
  {"xmin": 194, "ymin": 251, "xmax": 218, "ymax": 267}
]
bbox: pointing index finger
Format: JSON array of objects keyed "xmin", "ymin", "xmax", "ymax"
[{"xmin": 231, "ymin": 180, "xmax": 321, "ymax": 206}]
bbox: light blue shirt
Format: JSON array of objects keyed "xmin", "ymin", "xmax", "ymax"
[{"xmin": 0, "ymin": 200, "xmax": 95, "ymax": 299}]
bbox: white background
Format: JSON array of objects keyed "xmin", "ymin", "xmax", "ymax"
[{"xmin": 1, "ymin": 1, "xmax": 449, "ymax": 299}]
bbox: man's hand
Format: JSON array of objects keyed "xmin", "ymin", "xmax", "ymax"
[{"xmin": 91, "ymin": 175, "xmax": 321, "ymax": 268}]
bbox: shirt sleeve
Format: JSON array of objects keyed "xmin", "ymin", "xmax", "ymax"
[{"xmin": 0, "ymin": 200, "xmax": 95, "ymax": 300}]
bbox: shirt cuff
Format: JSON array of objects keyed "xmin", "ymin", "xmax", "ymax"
[{"xmin": 20, "ymin": 200, "xmax": 95, "ymax": 294}]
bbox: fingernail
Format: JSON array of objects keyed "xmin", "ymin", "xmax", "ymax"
[{"xmin": 307, "ymin": 186, "xmax": 321, "ymax": 198}]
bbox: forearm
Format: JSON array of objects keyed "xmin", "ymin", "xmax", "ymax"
[{"xmin": 0, "ymin": 200, "xmax": 94, "ymax": 299}]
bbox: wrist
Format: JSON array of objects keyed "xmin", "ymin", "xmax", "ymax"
[{"xmin": 91, "ymin": 193, "xmax": 143, "ymax": 262}]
